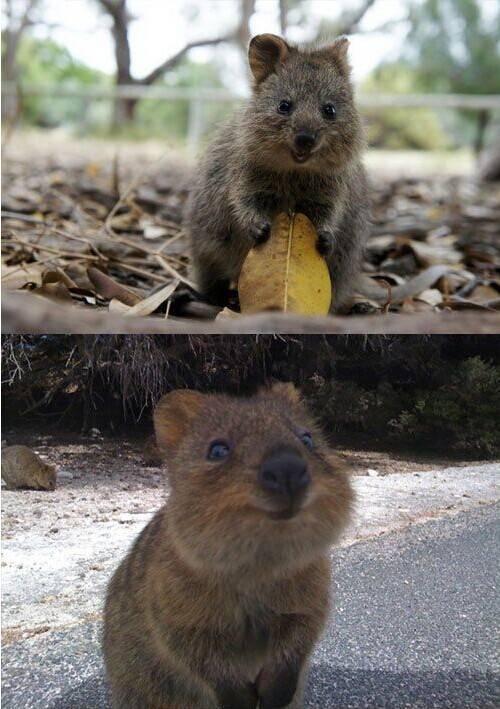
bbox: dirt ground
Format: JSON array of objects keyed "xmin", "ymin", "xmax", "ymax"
[
  {"xmin": 1, "ymin": 434, "xmax": 494, "ymax": 539},
  {"xmin": 2, "ymin": 130, "xmax": 499, "ymax": 333}
]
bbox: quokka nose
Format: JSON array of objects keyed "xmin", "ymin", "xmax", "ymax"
[
  {"xmin": 294, "ymin": 132, "xmax": 316, "ymax": 151},
  {"xmin": 259, "ymin": 450, "xmax": 310, "ymax": 496}
]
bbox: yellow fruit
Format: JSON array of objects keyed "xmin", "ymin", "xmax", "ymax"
[{"xmin": 238, "ymin": 212, "xmax": 332, "ymax": 314}]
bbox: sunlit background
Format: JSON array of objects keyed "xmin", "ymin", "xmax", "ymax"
[{"xmin": 2, "ymin": 0, "xmax": 500, "ymax": 174}]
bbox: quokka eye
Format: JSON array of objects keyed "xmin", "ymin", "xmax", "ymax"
[
  {"xmin": 277, "ymin": 100, "xmax": 293, "ymax": 115},
  {"xmin": 207, "ymin": 439, "xmax": 232, "ymax": 461},
  {"xmin": 300, "ymin": 431, "xmax": 314, "ymax": 451},
  {"xmin": 322, "ymin": 103, "xmax": 337, "ymax": 120}
]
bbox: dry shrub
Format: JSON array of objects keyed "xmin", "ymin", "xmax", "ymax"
[{"xmin": 2, "ymin": 335, "xmax": 498, "ymax": 456}]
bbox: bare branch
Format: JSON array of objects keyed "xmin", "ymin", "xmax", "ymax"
[
  {"xmin": 96, "ymin": 0, "xmax": 126, "ymax": 21},
  {"xmin": 139, "ymin": 34, "xmax": 234, "ymax": 86},
  {"xmin": 236, "ymin": 0, "xmax": 256, "ymax": 47},
  {"xmin": 138, "ymin": 0, "xmax": 259, "ymax": 86},
  {"xmin": 279, "ymin": 0, "xmax": 287, "ymax": 35},
  {"xmin": 338, "ymin": 0, "xmax": 378, "ymax": 35},
  {"xmin": 20, "ymin": 0, "xmax": 39, "ymax": 30}
]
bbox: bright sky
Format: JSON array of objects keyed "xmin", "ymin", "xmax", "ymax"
[{"xmin": 32, "ymin": 0, "xmax": 411, "ymax": 89}]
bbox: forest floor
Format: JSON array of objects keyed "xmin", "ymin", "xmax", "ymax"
[
  {"xmin": 2, "ymin": 130, "xmax": 499, "ymax": 332},
  {"xmin": 1, "ymin": 433, "xmax": 498, "ymax": 647}
]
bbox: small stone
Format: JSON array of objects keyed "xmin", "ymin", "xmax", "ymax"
[{"xmin": 57, "ymin": 470, "xmax": 74, "ymax": 480}]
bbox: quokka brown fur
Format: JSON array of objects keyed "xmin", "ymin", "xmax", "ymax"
[
  {"xmin": 185, "ymin": 33, "xmax": 370, "ymax": 312},
  {"xmin": 103, "ymin": 383, "xmax": 353, "ymax": 709},
  {"xmin": 1, "ymin": 445, "xmax": 57, "ymax": 491}
]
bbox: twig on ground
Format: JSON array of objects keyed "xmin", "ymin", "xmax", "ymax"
[{"xmin": 155, "ymin": 254, "xmax": 196, "ymax": 289}]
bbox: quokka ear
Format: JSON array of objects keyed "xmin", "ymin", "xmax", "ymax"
[
  {"xmin": 317, "ymin": 35, "xmax": 351, "ymax": 75},
  {"xmin": 154, "ymin": 389, "xmax": 206, "ymax": 456},
  {"xmin": 248, "ymin": 33, "xmax": 292, "ymax": 83},
  {"xmin": 269, "ymin": 381, "xmax": 302, "ymax": 405}
]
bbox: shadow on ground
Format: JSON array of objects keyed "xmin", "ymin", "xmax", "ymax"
[{"xmin": 47, "ymin": 663, "xmax": 498, "ymax": 709}]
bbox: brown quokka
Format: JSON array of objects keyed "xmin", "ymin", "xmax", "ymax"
[
  {"xmin": 1, "ymin": 445, "xmax": 57, "ymax": 491},
  {"xmin": 103, "ymin": 383, "xmax": 353, "ymax": 709},
  {"xmin": 186, "ymin": 33, "xmax": 371, "ymax": 312}
]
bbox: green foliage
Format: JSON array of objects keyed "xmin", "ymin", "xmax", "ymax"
[
  {"xmin": 134, "ymin": 58, "xmax": 231, "ymax": 141},
  {"xmin": 393, "ymin": 357, "xmax": 500, "ymax": 455},
  {"xmin": 308, "ymin": 355, "xmax": 500, "ymax": 456},
  {"xmin": 8, "ymin": 35, "xmax": 230, "ymax": 139},
  {"xmin": 406, "ymin": 0, "xmax": 500, "ymax": 96},
  {"xmin": 13, "ymin": 36, "xmax": 108, "ymax": 127},
  {"xmin": 308, "ymin": 379, "xmax": 404, "ymax": 433},
  {"xmin": 2, "ymin": 336, "xmax": 499, "ymax": 458},
  {"xmin": 362, "ymin": 62, "xmax": 450, "ymax": 150},
  {"xmin": 404, "ymin": 0, "xmax": 500, "ymax": 150}
]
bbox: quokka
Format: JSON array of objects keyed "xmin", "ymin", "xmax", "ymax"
[
  {"xmin": 103, "ymin": 383, "xmax": 353, "ymax": 708},
  {"xmin": 185, "ymin": 33, "xmax": 370, "ymax": 312}
]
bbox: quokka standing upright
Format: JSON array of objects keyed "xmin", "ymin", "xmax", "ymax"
[
  {"xmin": 185, "ymin": 33, "xmax": 371, "ymax": 312},
  {"xmin": 103, "ymin": 383, "xmax": 353, "ymax": 708}
]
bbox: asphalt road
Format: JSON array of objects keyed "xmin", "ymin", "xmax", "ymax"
[{"xmin": 2, "ymin": 504, "xmax": 498, "ymax": 709}]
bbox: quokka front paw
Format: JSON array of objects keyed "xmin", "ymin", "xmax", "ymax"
[
  {"xmin": 250, "ymin": 221, "xmax": 271, "ymax": 245},
  {"xmin": 257, "ymin": 663, "xmax": 299, "ymax": 709},
  {"xmin": 316, "ymin": 230, "xmax": 334, "ymax": 257}
]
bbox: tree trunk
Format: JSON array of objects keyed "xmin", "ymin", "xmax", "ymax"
[
  {"xmin": 236, "ymin": 0, "xmax": 256, "ymax": 48},
  {"xmin": 98, "ymin": 0, "xmax": 135, "ymax": 128},
  {"xmin": 1, "ymin": 30, "xmax": 20, "ymax": 122},
  {"xmin": 112, "ymin": 95, "xmax": 138, "ymax": 128},
  {"xmin": 279, "ymin": 0, "xmax": 287, "ymax": 35},
  {"xmin": 98, "ymin": 0, "xmax": 250, "ymax": 129},
  {"xmin": 1, "ymin": 0, "xmax": 38, "ymax": 123},
  {"xmin": 474, "ymin": 109, "xmax": 491, "ymax": 156}
]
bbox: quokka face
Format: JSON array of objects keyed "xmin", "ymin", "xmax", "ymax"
[
  {"xmin": 154, "ymin": 383, "xmax": 353, "ymax": 579},
  {"xmin": 37, "ymin": 463, "xmax": 57, "ymax": 491},
  {"xmin": 246, "ymin": 34, "xmax": 363, "ymax": 173}
]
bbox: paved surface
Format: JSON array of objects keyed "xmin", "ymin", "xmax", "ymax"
[
  {"xmin": 3, "ymin": 463, "xmax": 498, "ymax": 638},
  {"xmin": 2, "ymin": 504, "xmax": 498, "ymax": 709}
]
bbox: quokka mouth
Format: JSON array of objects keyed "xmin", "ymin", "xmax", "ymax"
[
  {"xmin": 291, "ymin": 150, "xmax": 312, "ymax": 164},
  {"xmin": 267, "ymin": 500, "xmax": 306, "ymax": 520}
]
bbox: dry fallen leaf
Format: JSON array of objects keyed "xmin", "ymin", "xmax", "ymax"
[
  {"xmin": 114, "ymin": 281, "xmax": 179, "ymax": 317},
  {"xmin": 2, "ymin": 262, "xmax": 45, "ymax": 290},
  {"xmin": 467, "ymin": 283, "xmax": 500, "ymax": 304},
  {"xmin": 216, "ymin": 307, "xmax": 240, "ymax": 319},
  {"xmin": 87, "ymin": 267, "xmax": 141, "ymax": 306},
  {"xmin": 238, "ymin": 212, "xmax": 332, "ymax": 315},
  {"xmin": 415, "ymin": 288, "xmax": 443, "ymax": 306},
  {"xmin": 139, "ymin": 218, "xmax": 168, "ymax": 241}
]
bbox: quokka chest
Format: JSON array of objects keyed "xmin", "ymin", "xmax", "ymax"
[
  {"xmin": 226, "ymin": 609, "xmax": 274, "ymax": 677},
  {"xmin": 246, "ymin": 170, "xmax": 336, "ymax": 213}
]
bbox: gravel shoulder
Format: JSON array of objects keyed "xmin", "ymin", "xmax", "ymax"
[{"xmin": 1, "ymin": 437, "xmax": 498, "ymax": 644}]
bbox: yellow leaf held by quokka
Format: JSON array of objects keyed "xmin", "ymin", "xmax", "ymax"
[{"xmin": 238, "ymin": 212, "xmax": 332, "ymax": 315}]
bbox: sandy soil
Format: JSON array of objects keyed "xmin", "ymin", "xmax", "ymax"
[{"xmin": 1, "ymin": 436, "xmax": 498, "ymax": 647}]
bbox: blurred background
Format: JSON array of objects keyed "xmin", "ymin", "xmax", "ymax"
[{"xmin": 2, "ymin": 0, "xmax": 500, "ymax": 174}]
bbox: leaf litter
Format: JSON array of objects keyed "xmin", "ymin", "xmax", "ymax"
[{"xmin": 2, "ymin": 146, "xmax": 499, "ymax": 322}]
